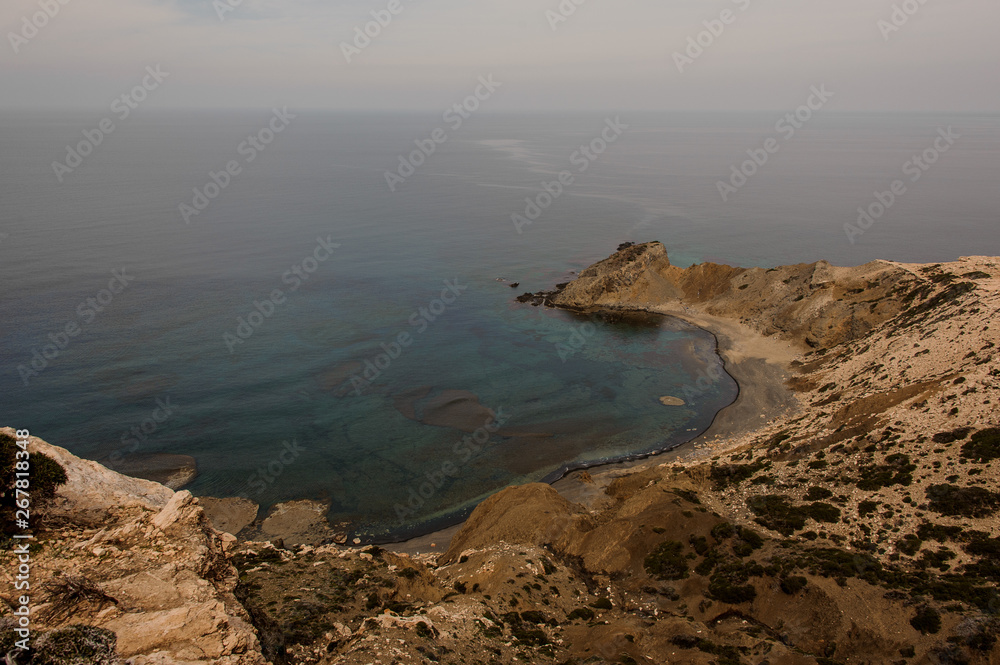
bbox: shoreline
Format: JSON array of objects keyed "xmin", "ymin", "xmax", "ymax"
[
  {"xmin": 192, "ymin": 295, "xmax": 803, "ymax": 552},
  {"xmin": 386, "ymin": 302, "xmax": 803, "ymax": 555}
]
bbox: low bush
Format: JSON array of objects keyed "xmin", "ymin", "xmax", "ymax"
[
  {"xmin": 780, "ymin": 576, "xmax": 808, "ymax": 594},
  {"xmin": 896, "ymin": 534, "xmax": 922, "ymax": 556},
  {"xmin": 961, "ymin": 428, "xmax": 1000, "ymax": 463},
  {"xmin": 858, "ymin": 500, "xmax": 879, "ymax": 517},
  {"xmin": 932, "ymin": 428, "xmax": 973, "ymax": 444},
  {"xmin": 910, "ymin": 606, "xmax": 941, "ymax": 634},
  {"xmin": 644, "ymin": 542, "xmax": 689, "ymax": 580},
  {"xmin": 710, "ymin": 462, "xmax": 768, "ymax": 489},
  {"xmin": 590, "ymin": 597, "xmax": 613, "ymax": 610},
  {"xmin": 926, "ymin": 484, "xmax": 1000, "ymax": 518},
  {"xmin": 856, "ymin": 453, "xmax": 915, "ymax": 491},
  {"xmin": 805, "ymin": 486, "xmax": 833, "ymax": 501},
  {"xmin": 747, "ymin": 495, "xmax": 806, "ymax": 536},
  {"xmin": 0, "ymin": 433, "xmax": 68, "ymax": 537}
]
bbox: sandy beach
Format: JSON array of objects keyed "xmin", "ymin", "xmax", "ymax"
[{"xmin": 387, "ymin": 304, "xmax": 803, "ymax": 555}]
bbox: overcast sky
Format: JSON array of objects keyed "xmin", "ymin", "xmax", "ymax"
[{"xmin": 3, "ymin": 0, "xmax": 998, "ymax": 112}]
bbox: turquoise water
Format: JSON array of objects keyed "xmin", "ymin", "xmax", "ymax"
[{"xmin": 2, "ymin": 112, "xmax": 998, "ymax": 539}]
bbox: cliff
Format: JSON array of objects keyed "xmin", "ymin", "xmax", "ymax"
[
  {"xmin": 550, "ymin": 241, "xmax": 914, "ymax": 349},
  {"xmin": 0, "ymin": 429, "xmax": 268, "ymax": 665}
]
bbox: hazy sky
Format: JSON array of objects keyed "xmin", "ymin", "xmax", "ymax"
[{"xmin": 3, "ymin": 0, "xmax": 998, "ymax": 111}]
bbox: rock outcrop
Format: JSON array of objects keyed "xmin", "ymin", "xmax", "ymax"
[
  {"xmin": 0, "ymin": 429, "xmax": 269, "ymax": 665},
  {"xmin": 551, "ymin": 241, "xmax": 914, "ymax": 349}
]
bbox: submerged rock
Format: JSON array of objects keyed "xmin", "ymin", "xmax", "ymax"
[
  {"xmin": 199, "ymin": 496, "xmax": 259, "ymax": 536},
  {"xmin": 102, "ymin": 452, "xmax": 198, "ymax": 490}
]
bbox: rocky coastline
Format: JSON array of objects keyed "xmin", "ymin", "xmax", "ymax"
[{"xmin": 5, "ymin": 241, "xmax": 1000, "ymax": 665}]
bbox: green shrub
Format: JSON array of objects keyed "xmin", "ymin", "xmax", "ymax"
[
  {"xmin": 926, "ymin": 484, "xmax": 1000, "ymax": 518},
  {"xmin": 933, "ymin": 428, "xmax": 973, "ymax": 444},
  {"xmin": 780, "ymin": 576, "xmax": 808, "ymax": 594},
  {"xmin": 856, "ymin": 454, "xmax": 915, "ymax": 491},
  {"xmin": 27, "ymin": 624, "xmax": 122, "ymax": 665},
  {"xmin": 669, "ymin": 635, "xmax": 745, "ymax": 665},
  {"xmin": 689, "ymin": 535, "xmax": 710, "ymax": 556},
  {"xmin": 910, "ymin": 606, "xmax": 941, "ymax": 634},
  {"xmin": 916, "ymin": 547, "xmax": 956, "ymax": 572},
  {"xmin": 747, "ymin": 495, "xmax": 807, "ymax": 536},
  {"xmin": 0, "ymin": 434, "xmax": 68, "ymax": 537},
  {"xmin": 710, "ymin": 462, "xmax": 768, "ymax": 489},
  {"xmin": 695, "ymin": 549, "xmax": 721, "ymax": 576},
  {"xmin": 916, "ymin": 522, "xmax": 964, "ymax": 542},
  {"xmin": 519, "ymin": 611, "xmax": 548, "ymax": 624},
  {"xmin": 961, "ymin": 428, "xmax": 1000, "ymax": 463},
  {"xmin": 738, "ymin": 527, "xmax": 764, "ymax": 550},
  {"xmin": 707, "ymin": 562, "xmax": 763, "ymax": 604},
  {"xmin": 566, "ymin": 607, "xmax": 595, "ymax": 621},
  {"xmin": 708, "ymin": 576, "xmax": 757, "ymax": 604},
  {"xmin": 673, "ymin": 489, "xmax": 701, "ymax": 504},
  {"xmin": 858, "ymin": 500, "xmax": 879, "ymax": 517},
  {"xmin": 644, "ymin": 542, "xmax": 689, "ymax": 581},
  {"xmin": 897, "ymin": 534, "xmax": 922, "ymax": 556},
  {"xmin": 590, "ymin": 597, "xmax": 613, "ymax": 610},
  {"xmin": 805, "ymin": 502, "xmax": 841, "ymax": 523},
  {"xmin": 805, "ymin": 486, "xmax": 833, "ymax": 501},
  {"xmin": 711, "ymin": 522, "xmax": 736, "ymax": 541}
]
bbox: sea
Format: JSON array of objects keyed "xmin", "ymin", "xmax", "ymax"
[{"xmin": 2, "ymin": 111, "xmax": 998, "ymax": 541}]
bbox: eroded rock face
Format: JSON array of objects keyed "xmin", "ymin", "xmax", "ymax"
[
  {"xmin": 552, "ymin": 241, "xmax": 681, "ymax": 307},
  {"xmin": 551, "ymin": 241, "xmax": 913, "ymax": 349},
  {"xmin": 21, "ymin": 434, "xmax": 173, "ymax": 524},
  {"xmin": 0, "ymin": 429, "xmax": 269, "ymax": 665}
]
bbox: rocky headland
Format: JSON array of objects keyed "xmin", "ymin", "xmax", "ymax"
[{"xmin": 4, "ymin": 241, "xmax": 1000, "ymax": 665}]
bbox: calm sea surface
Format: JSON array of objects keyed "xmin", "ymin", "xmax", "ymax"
[{"xmin": 2, "ymin": 111, "xmax": 998, "ymax": 539}]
